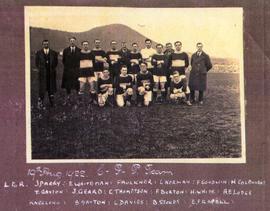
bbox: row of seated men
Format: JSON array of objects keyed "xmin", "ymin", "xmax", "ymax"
[{"xmin": 96, "ymin": 63, "xmax": 190, "ymax": 107}]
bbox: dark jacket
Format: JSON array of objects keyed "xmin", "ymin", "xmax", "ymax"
[
  {"xmin": 61, "ymin": 46, "xmax": 80, "ymax": 90},
  {"xmin": 106, "ymin": 50, "xmax": 122, "ymax": 77},
  {"xmin": 188, "ymin": 51, "xmax": 212, "ymax": 91},
  {"xmin": 119, "ymin": 48, "xmax": 130, "ymax": 66},
  {"xmin": 35, "ymin": 49, "xmax": 58, "ymax": 95}
]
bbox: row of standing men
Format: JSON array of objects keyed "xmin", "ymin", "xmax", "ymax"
[{"xmin": 35, "ymin": 38, "xmax": 212, "ymax": 108}]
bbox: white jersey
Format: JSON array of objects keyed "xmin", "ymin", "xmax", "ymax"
[{"xmin": 141, "ymin": 47, "xmax": 156, "ymax": 69}]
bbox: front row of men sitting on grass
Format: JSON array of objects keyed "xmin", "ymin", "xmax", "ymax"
[{"xmin": 93, "ymin": 62, "xmax": 191, "ymax": 107}]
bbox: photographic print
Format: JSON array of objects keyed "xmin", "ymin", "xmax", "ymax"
[{"xmin": 25, "ymin": 6, "xmax": 245, "ymax": 163}]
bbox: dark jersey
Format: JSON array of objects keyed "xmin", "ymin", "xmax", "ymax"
[
  {"xmin": 106, "ymin": 50, "xmax": 122, "ymax": 76},
  {"xmin": 97, "ymin": 77, "xmax": 113, "ymax": 94},
  {"xmin": 136, "ymin": 71, "xmax": 154, "ymax": 91},
  {"xmin": 168, "ymin": 52, "xmax": 189, "ymax": 75},
  {"xmin": 151, "ymin": 54, "xmax": 167, "ymax": 76},
  {"xmin": 115, "ymin": 75, "xmax": 133, "ymax": 94},
  {"xmin": 119, "ymin": 48, "xmax": 130, "ymax": 66},
  {"xmin": 170, "ymin": 77, "xmax": 188, "ymax": 93},
  {"xmin": 79, "ymin": 51, "xmax": 95, "ymax": 77},
  {"xmin": 164, "ymin": 49, "xmax": 175, "ymax": 70},
  {"xmin": 91, "ymin": 49, "xmax": 106, "ymax": 72},
  {"xmin": 164, "ymin": 49, "xmax": 175, "ymax": 56},
  {"xmin": 127, "ymin": 52, "xmax": 142, "ymax": 74}
]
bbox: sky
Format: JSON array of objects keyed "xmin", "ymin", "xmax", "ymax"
[{"xmin": 25, "ymin": 7, "xmax": 243, "ymax": 59}]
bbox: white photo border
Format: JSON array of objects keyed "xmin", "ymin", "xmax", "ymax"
[{"xmin": 25, "ymin": 6, "xmax": 246, "ymax": 164}]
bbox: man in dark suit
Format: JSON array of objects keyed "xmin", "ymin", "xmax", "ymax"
[
  {"xmin": 120, "ymin": 41, "xmax": 130, "ymax": 55},
  {"xmin": 188, "ymin": 42, "xmax": 212, "ymax": 105},
  {"xmin": 164, "ymin": 42, "xmax": 175, "ymax": 56},
  {"xmin": 35, "ymin": 40, "xmax": 58, "ymax": 108},
  {"xmin": 119, "ymin": 41, "xmax": 130, "ymax": 66},
  {"xmin": 61, "ymin": 37, "xmax": 80, "ymax": 101}
]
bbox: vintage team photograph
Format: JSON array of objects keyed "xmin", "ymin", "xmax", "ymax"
[{"xmin": 25, "ymin": 7, "xmax": 245, "ymax": 162}]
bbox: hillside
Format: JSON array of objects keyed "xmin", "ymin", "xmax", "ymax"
[{"xmin": 30, "ymin": 24, "xmax": 157, "ymax": 52}]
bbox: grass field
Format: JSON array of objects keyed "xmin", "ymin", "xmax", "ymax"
[{"xmin": 30, "ymin": 62, "xmax": 242, "ymax": 159}]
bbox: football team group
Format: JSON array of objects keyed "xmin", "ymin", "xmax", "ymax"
[{"xmin": 34, "ymin": 38, "xmax": 212, "ymax": 108}]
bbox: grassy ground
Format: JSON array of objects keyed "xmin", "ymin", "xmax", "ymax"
[{"xmin": 30, "ymin": 62, "xmax": 241, "ymax": 159}]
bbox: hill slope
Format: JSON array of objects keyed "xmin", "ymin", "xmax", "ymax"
[{"xmin": 30, "ymin": 24, "xmax": 157, "ymax": 52}]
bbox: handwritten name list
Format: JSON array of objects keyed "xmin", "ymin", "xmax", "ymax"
[{"xmin": 2, "ymin": 164, "xmax": 266, "ymax": 210}]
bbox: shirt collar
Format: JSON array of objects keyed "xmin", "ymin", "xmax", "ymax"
[
  {"xmin": 197, "ymin": 51, "xmax": 202, "ymax": 56},
  {"xmin": 140, "ymin": 70, "xmax": 148, "ymax": 74},
  {"xmin": 81, "ymin": 49, "xmax": 90, "ymax": 53}
]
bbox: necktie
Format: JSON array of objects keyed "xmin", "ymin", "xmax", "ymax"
[{"xmin": 45, "ymin": 50, "xmax": 49, "ymax": 64}]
